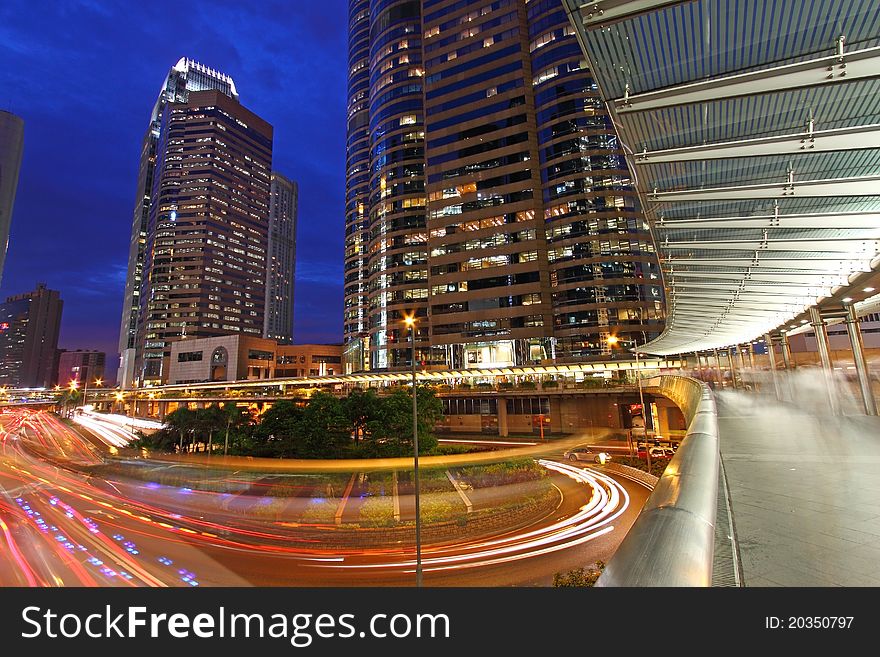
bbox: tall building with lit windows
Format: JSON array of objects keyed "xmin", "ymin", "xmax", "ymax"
[
  {"xmin": 122, "ymin": 59, "xmax": 274, "ymax": 386},
  {"xmin": 263, "ymin": 172, "xmax": 298, "ymax": 344},
  {"xmin": 0, "ymin": 110, "xmax": 24, "ymax": 289},
  {"xmin": 118, "ymin": 58, "xmax": 245, "ymax": 388},
  {"xmin": 344, "ymin": 0, "xmax": 664, "ymax": 373}
]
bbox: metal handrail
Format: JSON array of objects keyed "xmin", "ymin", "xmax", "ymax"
[{"xmin": 597, "ymin": 375, "xmax": 719, "ymax": 586}]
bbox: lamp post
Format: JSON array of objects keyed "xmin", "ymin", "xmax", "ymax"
[
  {"xmin": 608, "ymin": 335, "xmax": 649, "ymax": 464},
  {"xmin": 67, "ymin": 379, "xmax": 79, "ymax": 418},
  {"xmin": 404, "ymin": 314, "xmax": 423, "ymax": 587}
]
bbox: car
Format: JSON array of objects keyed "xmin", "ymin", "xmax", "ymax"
[
  {"xmin": 636, "ymin": 446, "xmax": 668, "ymax": 459},
  {"xmin": 563, "ymin": 447, "xmax": 611, "ymax": 464}
]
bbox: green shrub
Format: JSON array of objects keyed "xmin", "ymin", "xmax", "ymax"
[
  {"xmin": 300, "ymin": 500, "xmax": 338, "ymax": 524},
  {"xmin": 553, "ymin": 561, "xmax": 605, "ymax": 587},
  {"xmin": 420, "ymin": 494, "xmax": 465, "ymax": 524},
  {"xmin": 358, "ymin": 497, "xmax": 396, "ymax": 527}
]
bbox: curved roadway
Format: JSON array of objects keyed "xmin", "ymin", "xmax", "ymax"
[{"xmin": 0, "ymin": 409, "xmax": 650, "ymax": 586}]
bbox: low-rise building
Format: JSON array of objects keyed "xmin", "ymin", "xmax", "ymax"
[
  {"xmin": 167, "ymin": 335, "xmax": 341, "ymax": 384},
  {"xmin": 57, "ymin": 349, "xmax": 106, "ymax": 387}
]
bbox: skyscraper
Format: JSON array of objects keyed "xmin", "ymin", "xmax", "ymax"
[
  {"xmin": 263, "ymin": 172, "xmax": 297, "ymax": 344},
  {"xmin": 118, "ymin": 58, "xmax": 243, "ymax": 388},
  {"xmin": 0, "ymin": 283, "xmax": 63, "ymax": 388},
  {"xmin": 0, "ymin": 110, "xmax": 24, "ymax": 288},
  {"xmin": 120, "ymin": 59, "xmax": 274, "ymax": 387},
  {"xmin": 343, "ymin": 0, "xmax": 664, "ymax": 372}
]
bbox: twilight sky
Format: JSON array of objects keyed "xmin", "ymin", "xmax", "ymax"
[{"xmin": 0, "ymin": 0, "xmax": 348, "ymax": 383}]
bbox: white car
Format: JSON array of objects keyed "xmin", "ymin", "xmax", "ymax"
[{"xmin": 563, "ymin": 447, "xmax": 611, "ymax": 464}]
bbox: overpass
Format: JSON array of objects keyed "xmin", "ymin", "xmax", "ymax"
[{"xmin": 562, "ymin": 0, "xmax": 880, "ymax": 586}]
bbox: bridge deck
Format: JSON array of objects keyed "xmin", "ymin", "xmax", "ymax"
[{"xmin": 716, "ymin": 390, "xmax": 880, "ymax": 586}]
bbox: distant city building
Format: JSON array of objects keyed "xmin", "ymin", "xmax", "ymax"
[
  {"xmin": 0, "ymin": 283, "xmax": 63, "ymax": 388},
  {"xmin": 263, "ymin": 172, "xmax": 297, "ymax": 344},
  {"xmin": 343, "ymin": 0, "xmax": 664, "ymax": 373},
  {"xmin": 56, "ymin": 349, "xmax": 106, "ymax": 388},
  {"xmin": 119, "ymin": 58, "xmax": 274, "ymax": 388},
  {"xmin": 0, "ymin": 110, "xmax": 24, "ymax": 288},
  {"xmin": 168, "ymin": 335, "xmax": 342, "ymax": 384}
]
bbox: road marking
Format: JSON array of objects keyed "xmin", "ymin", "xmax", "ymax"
[
  {"xmin": 445, "ymin": 470, "xmax": 473, "ymax": 513},
  {"xmin": 392, "ymin": 471, "xmax": 400, "ymax": 522},
  {"xmin": 334, "ymin": 472, "xmax": 357, "ymax": 525}
]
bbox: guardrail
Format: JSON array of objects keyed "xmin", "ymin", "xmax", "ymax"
[{"xmin": 597, "ymin": 375, "xmax": 719, "ymax": 587}]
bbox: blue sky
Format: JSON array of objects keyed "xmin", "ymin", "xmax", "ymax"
[{"xmin": 0, "ymin": 0, "xmax": 348, "ymax": 381}]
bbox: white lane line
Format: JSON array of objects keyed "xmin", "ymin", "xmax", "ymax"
[
  {"xmin": 334, "ymin": 473, "xmax": 357, "ymax": 525},
  {"xmin": 445, "ymin": 470, "xmax": 473, "ymax": 513},
  {"xmin": 392, "ymin": 471, "xmax": 400, "ymax": 522}
]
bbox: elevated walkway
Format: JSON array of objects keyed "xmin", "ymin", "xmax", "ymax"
[{"xmin": 716, "ymin": 389, "xmax": 880, "ymax": 586}]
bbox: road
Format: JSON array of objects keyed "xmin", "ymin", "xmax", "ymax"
[{"xmin": 0, "ymin": 409, "xmax": 650, "ymax": 586}]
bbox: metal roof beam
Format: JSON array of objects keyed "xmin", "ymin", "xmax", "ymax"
[
  {"xmin": 636, "ymin": 124, "xmax": 880, "ymax": 163},
  {"xmin": 668, "ymin": 271, "xmax": 849, "ymax": 283},
  {"xmin": 566, "ymin": 0, "xmax": 687, "ymax": 26},
  {"xmin": 673, "ymin": 290, "xmax": 815, "ymax": 301},
  {"xmin": 656, "ymin": 211, "xmax": 880, "ymax": 230},
  {"xmin": 615, "ymin": 46, "xmax": 880, "ymax": 113},
  {"xmin": 652, "ymin": 175, "xmax": 880, "ymax": 202},
  {"xmin": 674, "ymin": 286, "xmax": 830, "ymax": 298},
  {"xmin": 663, "ymin": 238, "xmax": 879, "ymax": 252},
  {"xmin": 667, "ymin": 257, "xmax": 871, "ymax": 270}
]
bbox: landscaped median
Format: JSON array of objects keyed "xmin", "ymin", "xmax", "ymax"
[{"xmin": 74, "ymin": 457, "xmax": 564, "ymax": 549}]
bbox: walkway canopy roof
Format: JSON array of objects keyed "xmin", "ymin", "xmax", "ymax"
[{"xmin": 564, "ymin": 0, "xmax": 880, "ymax": 354}]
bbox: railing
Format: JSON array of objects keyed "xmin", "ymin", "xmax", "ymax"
[{"xmin": 597, "ymin": 375, "xmax": 720, "ymax": 587}]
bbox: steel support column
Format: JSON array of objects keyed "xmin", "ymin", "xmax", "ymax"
[
  {"xmin": 809, "ymin": 307, "xmax": 840, "ymax": 416},
  {"xmin": 764, "ymin": 333, "xmax": 782, "ymax": 401},
  {"xmin": 712, "ymin": 348, "xmax": 724, "ymax": 387},
  {"xmin": 728, "ymin": 347, "xmax": 739, "ymax": 389},
  {"xmin": 779, "ymin": 330, "xmax": 796, "ymax": 402},
  {"xmin": 844, "ymin": 304, "xmax": 878, "ymax": 416}
]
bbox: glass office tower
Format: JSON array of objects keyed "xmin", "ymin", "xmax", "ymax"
[
  {"xmin": 118, "ymin": 58, "xmax": 243, "ymax": 388},
  {"xmin": 344, "ymin": 0, "xmax": 663, "ymax": 372}
]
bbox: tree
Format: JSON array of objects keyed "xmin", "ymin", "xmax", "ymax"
[
  {"xmin": 342, "ymin": 388, "xmax": 381, "ymax": 444},
  {"xmin": 165, "ymin": 407, "xmax": 197, "ymax": 453},
  {"xmin": 295, "ymin": 392, "xmax": 348, "ymax": 457},
  {"xmin": 366, "ymin": 387, "xmax": 442, "ymax": 456},
  {"xmin": 251, "ymin": 400, "xmax": 302, "ymax": 457},
  {"xmin": 55, "ymin": 389, "xmax": 81, "ymax": 418}
]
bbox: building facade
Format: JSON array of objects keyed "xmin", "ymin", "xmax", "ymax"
[
  {"xmin": 343, "ymin": 0, "xmax": 664, "ymax": 373},
  {"xmin": 0, "ymin": 110, "xmax": 24, "ymax": 288},
  {"xmin": 57, "ymin": 349, "xmax": 106, "ymax": 388},
  {"xmin": 126, "ymin": 72, "xmax": 273, "ymax": 387},
  {"xmin": 0, "ymin": 284, "xmax": 63, "ymax": 388},
  {"xmin": 263, "ymin": 172, "xmax": 298, "ymax": 344},
  {"xmin": 168, "ymin": 334, "xmax": 342, "ymax": 384},
  {"xmin": 118, "ymin": 58, "xmax": 248, "ymax": 388}
]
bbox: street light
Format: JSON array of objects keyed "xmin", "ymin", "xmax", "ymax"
[
  {"xmin": 68, "ymin": 379, "xmax": 79, "ymax": 418},
  {"xmin": 80, "ymin": 377, "xmax": 102, "ymax": 415},
  {"xmin": 607, "ymin": 335, "xmax": 648, "ymax": 465},
  {"xmin": 403, "ymin": 313, "xmax": 423, "ymax": 587}
]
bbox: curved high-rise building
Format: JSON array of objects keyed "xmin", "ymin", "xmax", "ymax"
[
  {"xmin": 344, "ymin": 0, "xmax": 664, "ymax": 372},
  {"xmin": 344, "ymin": 0, "xmax": 430, "ymax": 372},
  {"xmin": 0, "ymin": 110, "xmax": 24, "ymax": 289},
  {"xmin": 343, "ymin": 0, "xmax": 372, "ymax": 372},
  {"xmin": 526, "ymin": 0, "xmax": 663, "ymax": 359}
]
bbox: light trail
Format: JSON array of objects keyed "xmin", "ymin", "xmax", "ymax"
[
  {"xmin": 318, "ymin": 459, "xmax": 630, "ymax": 573},
  {"xmin": 0, "ymin": 408, "xmax": 640, "ymax": 585}
]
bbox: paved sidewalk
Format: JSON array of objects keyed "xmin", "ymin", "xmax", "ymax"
[{"xmin": 715, "ymin": 389, "xmax": 880, "ymax": 586}]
